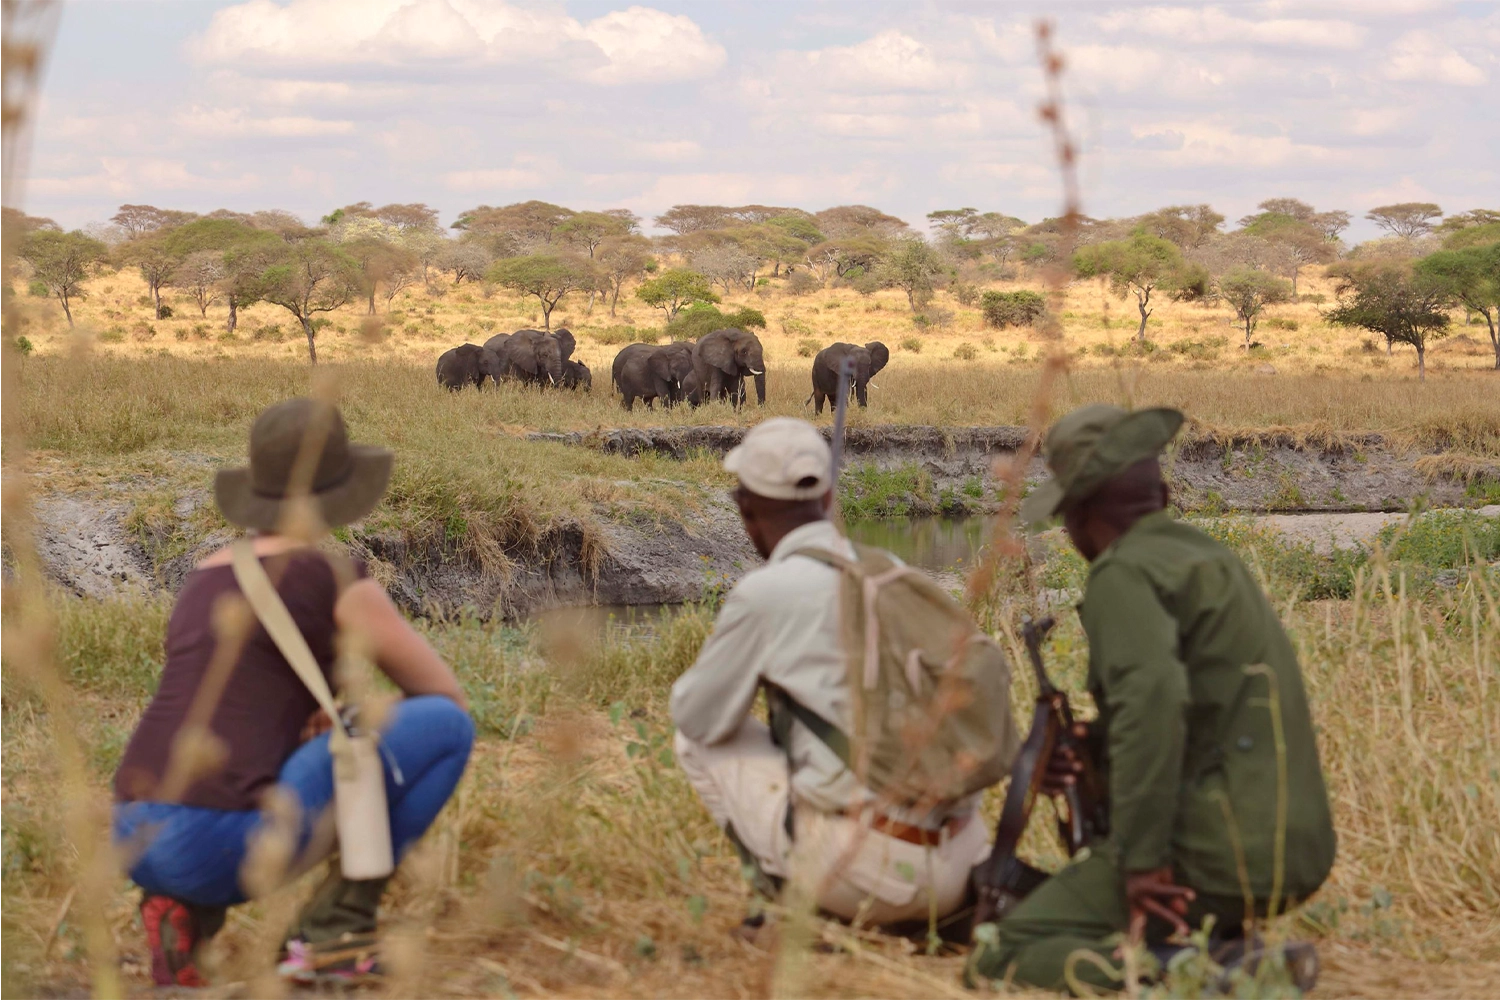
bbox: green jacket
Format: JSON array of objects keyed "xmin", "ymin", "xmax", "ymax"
[{"xmin": 1079, "ymin": 511, "xmax": 1336, "ymax": 901}]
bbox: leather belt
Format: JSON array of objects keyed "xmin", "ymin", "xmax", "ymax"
[{"xmin": 868, "ymin": 811, "xmax": 970, "ymax": 847}]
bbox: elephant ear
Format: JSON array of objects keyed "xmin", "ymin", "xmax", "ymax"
[
  {"xmin": 509, "ymin": 341, "xmax": 539, "ymax": 374},
  {"xmin": 866, "ymin": 341, "xmax": 890, "ymax": 375},
  {"xmin": 648, "ymin": 349, "xmax": 673, "ymax": 382},
  {"xmin": 553, "ymin": 328, "xmax": 576, "ymax": 362},
  {"xmin": 698, "ymin": 330, "xmax": 735, "ymax": 372}
]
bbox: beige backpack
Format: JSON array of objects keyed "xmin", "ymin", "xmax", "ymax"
[{"xmin": 777, "ymin": 545, "xmax": 1020, "ymax": 808}]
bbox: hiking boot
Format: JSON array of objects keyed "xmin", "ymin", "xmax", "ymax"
[
  {"xmin": 277, "ymin": 936, "xmax": 382, "ymax": 984},
  {"xmin": 140, "ymin": 895, "xmax": 222, "ymax": 987},
  {"xmin": 1214, "ymin": 938, "xmax": 1319, "ymax": 994}
]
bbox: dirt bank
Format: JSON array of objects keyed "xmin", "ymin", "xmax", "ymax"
[
  {"xmin": 22, "ymin": 425, "xmax": 1495, "ymax": 618},
  {"xmin": 530, "ymin": 424, "xmax": 1497, "ymax": 513}
]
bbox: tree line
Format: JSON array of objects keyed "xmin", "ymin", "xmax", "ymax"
[{"xmin": 8, "ymin": 196, "xmax": 1497, "ymax": 373}]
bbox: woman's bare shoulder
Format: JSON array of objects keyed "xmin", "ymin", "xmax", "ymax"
[{"xmin": 194, "ymin": 535, "xmax": 306, "ymax": 570}]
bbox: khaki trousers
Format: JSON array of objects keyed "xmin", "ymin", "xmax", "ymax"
[{"xmin": 675, "ymin": 720, "xmax": 989, "ymax": 926}]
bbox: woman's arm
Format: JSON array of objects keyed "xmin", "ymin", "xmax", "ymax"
[{"xmin": 335, "ymin": 578, "xmax": 468, "ymax": 708}]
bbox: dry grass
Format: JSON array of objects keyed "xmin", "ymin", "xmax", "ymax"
[{"xmin": 3, "ymin": 531, "xmax": 1498, "ymax": 997}]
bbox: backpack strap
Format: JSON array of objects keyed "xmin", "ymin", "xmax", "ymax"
[{"xmin": 765, "ymin": 684, "xmax": 852, "ymax": 768}]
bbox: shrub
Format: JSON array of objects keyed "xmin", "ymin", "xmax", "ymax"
[
  {"xmin": 796, "ymin": 337, "xmax": 820, "ymax": 358},
  {"xmin": 910, "ymin": 313, "xmax": 931, "ymax": 330},
  {"xmin": 157, "ymin": 304, "xmax": 174, "ymax": 319},
  {"xmin": 27, "ymin": 279, "xmax": 48, "ymax": 297},
  {"xmin": 900, "ymin": 336, "xmax": 922, "ymax": 354},
  {"xmin": 174, "ymin": 327, "xmax": 190, "ymax": 342},
  {"xmin": 254, "ymin": 324, "xmax": 286, "ymax": 343},
  {"xmin": 925, "ymin": 307, "xmax": 955, "ymax": 330},
  {"xmin": 13, "ymin": 335, "xmax": 34, "ymax": 356},
  {"xmin": 1299, "ymin": 292, "xmax": 1327, "ymax": 304},
  {"xmin": 980, "ymin": 289, "xmax": 1047, "ymax": 328},
  {"xmin": 785, "ymin": 270, "xmax": 821, "ymax": 296},
  {"xmin": 98, "ymin": 328, "xmax": 126, "ymax": 344},
  {"xmin": 1265, "ymin": 316, "xmax": 1299, "ymax": 331},
  {"xmin": 953, "ymin": 342, "xmax": 979, "ymax": 361},
  {"xmin": 217, "ymin": 329, "xmax": 238, "ymax": 343},
  {"xmin": 664, "ymin": 304, "xmax": 767, "ymax": 341},
  {"xmin": 780, "ymin": 317, "xmax": 816, "ymax": 338},
  {"xmin": 592, "ymin": 325, "xmax": 651, "ymax": 346},
  {"xmin": 951, "ymin": 282, "xmax": 980, "ymax": 307},
  {"xmin": 130, "ymin": 321, "xmax": 155, "ymax": 342},
  {"xmin": 1167, "ymin": 335, "xmax": 1227, "ymax": 361}
]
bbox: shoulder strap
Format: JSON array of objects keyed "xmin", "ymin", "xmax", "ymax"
[
  {"xmin": 231, "ymin": 541, "xmax": 348, "ymax": 740},
  {"xmin": 789, "ymin": 546, "xmax": 855, "ymax": 572},
  {"xmin": 765, "ymin": 684, "xmax": 852, "ymax": 768}
]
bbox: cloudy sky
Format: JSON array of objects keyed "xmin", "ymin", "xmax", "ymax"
[{"xmin": 20, "ymin": 0, "xmax": 1500, "ymax": 241}]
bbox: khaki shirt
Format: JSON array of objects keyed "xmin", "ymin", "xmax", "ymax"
[{"xmin": 672, "ymin": 520, "xmax": 975, "ymax": 822}]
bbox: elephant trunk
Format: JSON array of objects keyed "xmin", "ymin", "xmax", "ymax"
[{"xmin": 753, "ymin": 371, "xmax": 766, "ymax": 406}]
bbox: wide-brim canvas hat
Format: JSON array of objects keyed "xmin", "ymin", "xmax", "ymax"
[
  {"xmin": 1020, "ymin": 404, "xmax": 1184, "ymax": 525},
  {"xmin": 215, "ymin": 397, "xmax": 393, "ymax": 532}
]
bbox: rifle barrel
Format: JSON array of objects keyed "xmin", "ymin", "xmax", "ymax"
[{"xmin": 829, "ymin": 357, "xmax": 854, "ymax": 480}]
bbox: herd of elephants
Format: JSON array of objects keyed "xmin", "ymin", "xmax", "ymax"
[{"xmin": 435, "ymin": 327, "xmax": 891, "ymax": 412}]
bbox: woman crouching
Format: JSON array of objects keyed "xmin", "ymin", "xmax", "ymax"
[{"xmin": 111, "ymin": 398, "xmax": 473, "ymax": 986}]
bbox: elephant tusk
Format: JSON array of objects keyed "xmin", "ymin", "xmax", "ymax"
[
  {"xmin": 869, "ymin": 382, "xmax": 880, "ymax": 389},
  {"xmin": 548, "ymin": 373, "xmax": 556, "ymax": 385},
  {"xmin": 749, "ymin": 368, "xmax": 764, "ymax": 376}
]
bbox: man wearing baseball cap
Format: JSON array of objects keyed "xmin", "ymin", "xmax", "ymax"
[
  {"xmin": 671, "ymin": 418, "xmax": 991, "ymax": 931},
  {"xmin": 971, "ymin": 404, "xmax": 1335, "ymax": 993}
]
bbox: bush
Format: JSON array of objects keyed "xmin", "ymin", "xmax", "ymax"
[
  {"xmin": 130, "ymin": 321, "xmax": 155, "ymax": 342},
  {"xmin": 27, "ymin": 279, "xmax": 48, "ymax": 297},
  {"xmin": 796, "ymin": 337, "xmax": 820, "ymax": 358},
  {"xmin": 980, "ymin": 289, "xmax": 1047, "ymax": 328},
  {"xmin": 592, "ymin": 325, "xmax": 651, "ymax": 346},
  {"xmin": 785, "ymin": 270, "xmax": 821, "ymax": 296},
  {"xmin": 13, "ymin": 335, "xmax": 33, "ymax": 356},
  {"xmin": 951, "ymin": 282, "xmax": 980, "ymax": 307},
  {"xmin": 900, "ymin": 336, "xmax": 922, "ymax": 354},
  {"xmin": 925, "ymin": 307, "xmax": 955, "ymax": 330},
  {"xmin": 1167, "ymin": 335, "xmax": 1227, "ymax": 361},
  {"xmin": 254, "ymin": 324, "xmax": 286, "ymax": 343},
  {"xmin": 98, "ymin": 328, "xmax": 126, "ymax": 344},
  {"xmin": 156, "ymin": 304, "xmax": 174, "ymax": 319},
  {"xmin": 780, "ymin": 317, "xmax": 816, "ymax": 338},
  {"xmin": 1265, "ymin": 316, "xmax": 1299, "ymax": 331},
  {"xmin": 1299, "ymin": 293, "xmax": 1327, "ymax": 304},
  {"xmin": 953, "ymin": 342, "xmax": 979, "ymax": 361},
  {"xmin": 664, "ymin": 304, "xmax": 767, "ymax": 341}
]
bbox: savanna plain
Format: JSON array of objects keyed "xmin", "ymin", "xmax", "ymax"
[{"xmin": 3, "ymin": 266, "xmax": 1498, "ymax": 999}]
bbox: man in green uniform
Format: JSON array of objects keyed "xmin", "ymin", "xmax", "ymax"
[{"xmin": 970, "ymin": 404, "xmax": 1336, "ymax": 993}]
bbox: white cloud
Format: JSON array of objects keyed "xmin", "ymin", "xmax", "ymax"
[
  {"xmin": 1384, "ymin": 30, "xmax": 1487, "ymax": 85},
  {"xmin": 30, "ymin": 158, "xmax": 260, "ymax": 198},
  {"xmin": 189, "ymin": 0, "xmax": 724, "ymax": 85},
  {"xmin": 582, "ymin": 7, "xmax": 726, "ymax": 84},
  {"xmin": 802, "ymin": 30, "xmax": 957, "ymax": 92},
  {"xmin": 174, "ymin": 106, "xmax": 355, "ymax": 137},
  {"xmin": 1096, "ymin": 6, "xmax": 1366, "ymax": 49},
  {"xmin": 627, "ymin": 139, "xmax": 702, "ymax": 163}
]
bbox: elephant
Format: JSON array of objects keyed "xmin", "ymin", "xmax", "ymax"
[
  {"xmin": 561, "ymin": 359, "xmax": 592, "ymax": 392},
  {"xmin": 694, "ymin": 328, "xmax": 766, "ymax": 408},
  {"xmin": 436, "ymin": 343, "xmax": 505, "ymax": 391},
  {"xmin": 809, "ymin": 341, "xmax": 889, "ymax": 414},
  {"xmin": 481, "ymin": 331, "xmax": 512, "ymax": 357},
  {"xmin": 494, "ymin": 329, "xmax": 567, "ymax": 387},
  {"xmin": 612, "ymin": 341, "xmax": 696, "ymax": 411}
]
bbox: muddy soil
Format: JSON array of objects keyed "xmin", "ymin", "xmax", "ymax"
[
  {"xmin": 23, "ymin": 425, "xmax": 1495, "ymax": 618},
  {"xmin": 531, "ymin": 425, "xmax": 1497, "ymax": 514}
]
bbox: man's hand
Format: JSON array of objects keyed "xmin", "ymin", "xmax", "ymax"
[
  {"xmin": 1125, "ymin": 867, "xmax": 1195, "ymax": 942},
  {"xmin": 1039, "ymin": 722, "xmax": 1090, "ymax": 795}
]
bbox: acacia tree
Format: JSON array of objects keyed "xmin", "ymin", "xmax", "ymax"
[
  {"xmin": 19, "ymin": 229, "xmax": 108, "ymax": 326},
  {"xmin": 254, "ymin": 239, "xmax": 361, "ymax": 362},
  {"xmin": 1417, "ymin": 244, "xmax": 1500, "ymax": 369},
  {"xmin": 1366, "ymin": 202, "xmax": 1442, "ymax": 240},
  {"xmin": 343, "ymin": 235, "xmax": 419, "ymax": 313},
  {"xmin": 164, "ymin": 217, "xmax": 279, "ymax": 331},
  {"xmin": 1216, "ymin": 269, "xmax": 1293, "ymax": 347},
  {"xmin": 1237, "ymin": 213, "xmax": 1337, "ymax": 294},
  {"xmin": 1072, "ymin": 232, "xmax": 1188, "ymax": 341},
  {"xmin": 595, "ymin": 235, "xmax": 654, "ymax": 316},
  {"xmin": 174, "ymin": 250, "xmax": 226, "ymax": 316},
  {"xmin": 1139, "ymin": 204, "xmax": 1224, "ymax": 249},
  {"xmin": 111, "ymin": 204, "xmax": 196, "ymax": 240},
  {"xmin": 875, "ymin": 237, "xmax": 946, "ymax": 310},
  {"xmin": 1328, "ymin": 261, "xmax": 1451, "ymax": 380},
  {"xmin": 117, "ymin": 232, "xmax": 183, "ymax": 318},
  {"xmin": 487, "ymin": 253, "xmax": 597, "ymax": 330},
  {"xmin": 635, "ymin": 268, "xmax": 718, "ymax": 320}
]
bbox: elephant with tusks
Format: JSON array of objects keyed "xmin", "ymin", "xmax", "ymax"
[
  {"xmin": 694, "ymin": 328, "xmax": 766, "ymax": 408},
  {"xmin": 436, "ymin": 343, "xmax": 505, "ymax": 391},
  {"xmin": 612, "ymin": 341, "xmax": 696, "ymax": 410},
  {"xmin": 808, "ymin": 341, "xmax": 889, "ymax": 413}
]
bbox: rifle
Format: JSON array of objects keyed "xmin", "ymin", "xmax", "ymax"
[
  {"xmin": 829, "ymin": 356, "xmax": 855, "ymax": 480},
  {"xmin": 971, "ymin": 615, "xmax": 1108, "ymax": 930}
]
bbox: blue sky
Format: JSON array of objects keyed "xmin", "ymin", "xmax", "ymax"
[{"xmin": 20, "ymin": 0, "xmax": 1500, "ymax": 241}]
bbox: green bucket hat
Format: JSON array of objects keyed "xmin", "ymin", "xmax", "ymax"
[{"xmin": 1020, "ymin": 404, "xmax": 1184, "ymax": 525}]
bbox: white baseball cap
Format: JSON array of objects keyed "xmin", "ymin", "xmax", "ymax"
[{"xmin": 724, "ymin": 418, "xmax": 832, "ymax": 500}]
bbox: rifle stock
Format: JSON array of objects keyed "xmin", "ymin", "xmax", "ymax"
[{"xmin": 971, "ymin": 616, "xmax": 1107, "ymax": 931}]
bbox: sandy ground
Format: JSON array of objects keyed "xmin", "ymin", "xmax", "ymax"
[{"xmin": 1259, "ymin": 505, "xmax": 1500, "ymax": 554}]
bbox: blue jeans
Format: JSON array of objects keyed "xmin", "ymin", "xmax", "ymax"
[{"xmin": 114, "ymin": 696, "xmax": 474, "ymax": 908}]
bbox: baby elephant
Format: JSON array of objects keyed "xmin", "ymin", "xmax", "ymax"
[
  {"xmin": 613, "ymin": 341, "xmax": 695, "ymax": 411},
  {"xmin": 809, "ymin": 341, "xmax": 889, "ymax": 413},
  {"xmin": 437, "ymin": 343, "xmax": 505, "ymax": 391},
  {"xmin": 561, "ymin": 359, "xmax": 592, "ymax": 392}
]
